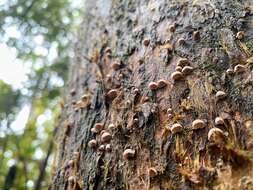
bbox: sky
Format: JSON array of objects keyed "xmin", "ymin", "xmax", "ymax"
[{"xmin": 0, "ymin": 43, "xmax": 30, "ymax": 133}]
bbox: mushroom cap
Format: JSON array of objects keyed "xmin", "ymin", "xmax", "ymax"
[
  {"xmin": 177, "ymin": 38, "xmax": 185, "ymax": 46},
  {"xmin": 167, "ymin": 108, "xmax": 173, "ymax": 114},
  {"xmin": 111, "ymin": 62, "xmax": 121, "ymax": 70},
  {"xmin": 171, "ymin": 71, "xmax": 183, "ymax": 81},
  {"xmin": 157, "ymin": 79, "xmax": 167, "ymax": 88},
  {"xmin": 236, "ymin": 31, "xmax": 244, "ymax": 40},
  {"xmin": 88, "ymin": 139, "xmax": 97, "ymax": 148},
  {"xmin": 148, "ymin": 82, "xmax": 158, "ymax": 90},
  {"xmin": 105, "ymin": 144, "xmax": 112, "ymax": 152},
  {"xmin": 177, "ymin": 58, "xmax": 189, "ymax": 67},
  {"xmin": 246, "ymin": 57, "xmax": 253, "ymax": 64},
  {"xmin": 175, "ymin": 66, "xmax": 183, "ymax": 72},
  {"xmin": 70, "ymin": 89, "xmax": 76, "ymax": 96},
  {"xmin": 226, "ymin": 68, "xmax": 234, "ymax": 75},
  {"xmin": 143, "ymin": 38, "xmax": 150, "ymax": 46},
  {"xmin": 192, "ymin": 119, "xmax": 205, "ymax": 130},
  {"xmin": 108, "ymin": 123, "xmax": 115, "ymax": 130},
  {"xmin": 98, "ymin": 145, "xmax": 105, "ymax": 151},
  {"xmin": 167, "ymin": 113, "xmax": 173, "ymax": 119},
  {"xmin": 234, "ymin": 64, "xmax": 246, "ymax": 73},
  {"xmin": 208, "ymin": 127, "xmax": 224, "ymax": 142},
  {"xmin": 216, "ymin": 91, "xmax": 227, "ymax": 100},
  {"xmin": 107, "ymin": 89, "xmax": 118, "ymax": 100},
  {"xmin": 133, "ymin": 88, "xmax": 140, "ymax": 94},
  {"xmin": 170, "ymin": 123, "xmax": 183, "ymax": 134},
  {"xmin": 123, "ymin": 149, "xmax": 135, "ymax": 160},
  {"xmin": 94, "ymin": 123, "xmax": 104, "ymax": 132},
  {"xmin": 193, "ymin": 31, "xmax": 200, "ymax": 41},
  {"xmin": 101, "ymin": 132, "xmax": 112, "ymax": 142},
  {"xmin": 215, "ymin": 117, "xmax": 224, "ymax": 125},
  {"xmin": 148, "ymin": 167, "xmax": 157, "ymax": 178},
  {"xmin": 182, "ymin": 66, "xmax": 193, "ymax": 75},
  {"xmin": 105, "ymin": 47, "xmax": 112, "ymax": 54}
]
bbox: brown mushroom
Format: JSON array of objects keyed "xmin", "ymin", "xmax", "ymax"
[
  {"xmin": 234, "ymin": 64, "xmax": 246, "ymax": 74},
  {"xmin": 216, "ymin": 91, "xmax": 227, "ymax": 100},
  {"xmin": 111, "ymin": 62, "xmax": 121, "ymax": 70},
  {"xmin": 123, "ymin": 149, "xmax": 135, "ymax": 160},
  {"xmin": 148, "ymin": 82, "xmax": 158, "ymax": 90},
  {"xmin": 101, "ymin": 132, "xmax": 112, "ymax": 142},
  {"xmin": 208, "ymin": 127, "xmax": 225, "ymax": 144},
  {"xmin": 148, "ymin": 167, "xmax": 157, "ymax": 178},
  {"xmin": 107, "ymin": 89, "xmax": 118, "ymax": 100},
  {"xmin": 215, "ymin": 117, "xmax": 224, "ymax": 125},
  {"xmin": 171, "ymin": 71, "xmax": 183, "ymax": 81},
  {"xmin": 177, "ymin": 58, "xmax": 189, "ymax": 67},
  {"xmin": 170, "ymin": 123, "xmax": 183, "ymax": 134},
  {"xmin": 182, "ymin": 66, "xmax": 193, "ymax": 75},
  {"xmin": 236, "ymin": 31, "xmax": 245, "ymax": 40},
  {"xmin": 88, "ymin": 139, "xmax": 97, "ymax": 148},
  {"xmin": 192, "ymin": 119, "xmax": 205, "ymax": 130},
  {"xmin": 157, "ymin": 79, "xmax": 167, "ymax": 88}
]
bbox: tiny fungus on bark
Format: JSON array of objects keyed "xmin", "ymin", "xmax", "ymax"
[
  {"xmin": 98, "ymin": 145, "xmax": 105, "ymax": 151},
  {"xmin": 177, "ymin": 38, "xmax": 186, "ymax": 46},
  {"xmin": 170, "ymin": 123, "xmax": 183, "ymax": 134},
  {"xmin": 105, "ymin": 47, "xmax": 112, "ymax": 54},
  {"xmin": 88, "ymin": 139, "xmax": 97, "ymax": 148},
  {"xmin": 105, "ymin": 144, "xmax": 112, "ymax": 152},
  {"xmin": 91, "ymin": 128, "xmax": 97, "ymax": 133},
  {"xmin": 100, "ymin": 130, "xmax": 106, "ymax": 135},
  {"xmin": 101, "ymin": 132, "xmax": 112, "ymax": 143},
  {"xmin": 123, "ymin": 149, "xmax": 135, "ymax": 160},
  {"xmin": 175, "ymin": 66, "xmax": 183, "ymax": 72},
  {"xmin": 157, "ymin": 79, "xmax": 167, "ymax": 88},
  {"xmin": 177, "ymin": 58, "xmax": 189, "ymax": 67},
  {"xmin": 234, "ymin": 64, "xmax": 246, "ymax": 74},
  {"xmin": 193, "ymin": 31, "xmax": 200, "ymax": 41},
  {"xmin": 171, "ymin": 71, "xmax": 183, "ymax": 81},
  {"xmin": 192, "ymin": 119, "xmax": 205, "ymax": 130},
  {"xmin": 143, "ymin": 38, "xmax": 150, "ymax": 46},
  {"xmin": 111, "ymin": 62, "xmax": 121, "ymax": 70},
  {"xmin": 226, "ymin": 68, "xmax": 234, "ymax": 75},
  {"xmin": 168, "ymin": 113, "xmax": 173, "ymax": 119},
  {"xmin": 81, "ymin": 94, "xmax": 89, "ymax": 101},
  {"xmin": 148, "ymin": 82, "xmax": 158, "ymax": 90},
  {"xmin": 208, "ymin": 127, "xmax": 225, "ymax": 143},
  {"xmin": 148, "ymin": 167, "xmax": 157, "ymax": 178},
  {"xmin": 215, "ymin": 91, "xmax": 227, "ymax": 100},
  {"xmin": 182, "ymin": 66, "xmax": 193, "ymax": 75},
  {"xmin": 246, "ymin": 57, "xmax": 253, "ymax": 65},
  {"xmin": 94, "ymin": 123, "xmax": 104, "ymax": 132},
  {"xmin": 108, "ymin": 123, "xmax": 115, "ymax": 130},
  {"xmin": 167, "ymin": 108, "xmax": 173, "ymax": 114},
  {"xmin": 70, "ymin": 89, "xmax": 76, "ymax": 96},
  {"xmin": 236, "ymin": 31, "xmax": 245, "ymax": 40},
  {"xmin": 107, "ymin": 89, "xmax": 118, "ymax": 100},
  {"xmin": 168, "ymin": 23, "xmax": 176, "ymax": 32},
  {"xmin": 133, "ymin": 88, "xmax": 140, "ymax": 94},
  {"xmin": 215, "ymin": 117, "xmax": 224, "ymax": 125},
  {"xmin": 125, "ymin": 100, "xmax": 131, "ymax": 107}
]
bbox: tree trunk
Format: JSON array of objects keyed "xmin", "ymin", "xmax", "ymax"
[{"xmin": 51, "ymin": 0, "xmax": 253, "ymax": 189}]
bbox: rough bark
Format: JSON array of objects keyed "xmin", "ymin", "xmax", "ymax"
[{"xmin": 51, "ymin": 0, "xmax": 253, "ymax": 189}]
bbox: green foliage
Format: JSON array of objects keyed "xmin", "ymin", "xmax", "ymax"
[
  {"xmin": 0, "ymin": 80, "xmax": 20, "ymax": 122},
  {"xmin": 0, "ymin": 0, "xmax": 82, "ymax": 189}
]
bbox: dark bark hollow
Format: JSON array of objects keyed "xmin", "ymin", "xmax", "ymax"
[{"xmin": 51, "ymin": 0, "xmax": 253, "ymax": 189}]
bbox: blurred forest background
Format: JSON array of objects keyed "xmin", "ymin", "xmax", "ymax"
[{"xmin": 0, "ymin": 0, "xmax": 83, "ymax": 189}]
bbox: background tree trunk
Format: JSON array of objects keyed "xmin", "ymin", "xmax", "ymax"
[{"xmin": 51, "ymin": 0, "xmax": 253, "ymax": 189}]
